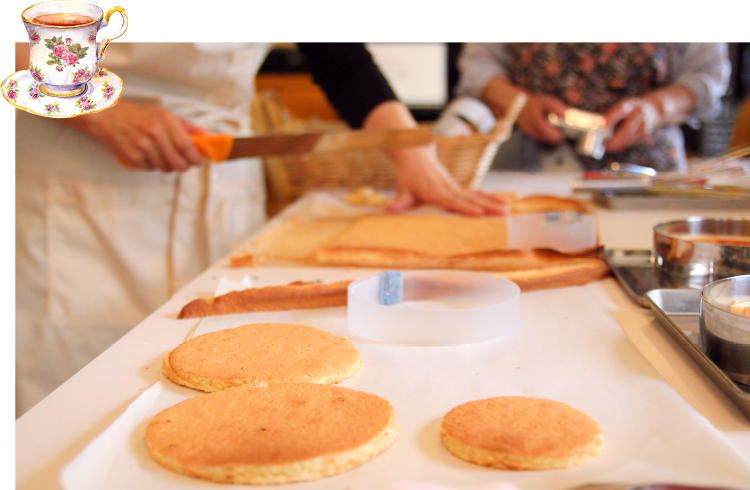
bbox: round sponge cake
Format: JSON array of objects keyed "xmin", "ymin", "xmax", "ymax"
[
  {"xmin": 441, "ymin": 396, "xmax": 603, "ymax": 470},
  {"xmin": 162, "ymin": 323, "xmax": 362, "ymax": 392},
  {"xmin": 145, "ymin": 383, "xmax": 398, "ymax": 484}
]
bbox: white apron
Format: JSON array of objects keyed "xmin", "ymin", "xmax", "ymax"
[{"xmin": 16, "ymin": 43, "xmax": 270, "ymax": 416}]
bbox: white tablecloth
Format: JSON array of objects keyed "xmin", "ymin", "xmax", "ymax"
[{"xmin": 17, "ymin": 172, "xmax": 750, "ymax": 490}]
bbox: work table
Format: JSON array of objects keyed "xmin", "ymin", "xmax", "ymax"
[{"xmin": 16, "ymin": 171, "xmax": 750, "ymax": 490}]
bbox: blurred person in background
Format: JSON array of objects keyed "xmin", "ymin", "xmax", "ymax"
[
  {"xmin": 457, "ymin": 43, "xmax": 730, "ymax": 171},
  {"xmin": 15, "ymin": 43, "xmax": 507, "ymax": 417}
]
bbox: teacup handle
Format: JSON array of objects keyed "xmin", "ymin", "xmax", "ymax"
[{"xmin": 97, "ymin": 7, "xmax": 128, "ymax": 61}]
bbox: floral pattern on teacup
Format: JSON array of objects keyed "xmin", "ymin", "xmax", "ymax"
[
  {"xmin": 75, "ymin": 95, "xmax": 97, "ymax": 113},
  {"xmin": 94, "ymin": 68, "xmax": 108, "ymax": 78},
  {"xmin": 5, "ymin": 79, "xmax": 18, "ymax": 101},
  {"xmin": 72, "ymin": 66, "xmax": 92, "ymax": 84},
  {"xmin": 29, "ymin": 64, "xmax": 45, "ymax": 82},
  {"xmin": 44, "ymin": 101, "xmax": 61, "ymax": 115},
  {"xmin": 27, "ymin": 28, "xmax": 41, "ymax": 46},
  {"xmin": 27, "ymin": 84, "xmax": 44, "ymax": 101},
  {"xmin": 44, "ymin": 36, "xmax": 89, "ymax": 69},
  {"xmin": 88, "ymin": 30, "xmax": 97, "ymax": 44},
  {"xmin": 101, "ymin": 81, "xmax": 115, "ymax": 100}
]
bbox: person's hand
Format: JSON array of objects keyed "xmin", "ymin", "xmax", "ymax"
[
  {"xmin": 605, "ymin": 85, "xmax": 696, "ymax": 153},
  {"xmin": 514, "ymin": 93, "xmax": 568, "ymax": 145},
  {"xmin": 604, "ymin": 97, "xmax": 661, "ymax": 153},
  {"xmin": 387, "ymin": 144, "xmax": 509, "ymax": 217},
  {"xmin": 65, "ymin": 99, "xmax": 206, "ymax": 172},
  {"xmin": 481, "ymin": 76, "xmax": 564, "ymax": 145},
  {"xmin": 360, "ymin": 100, "xmax": 508, "ymax": 216}
]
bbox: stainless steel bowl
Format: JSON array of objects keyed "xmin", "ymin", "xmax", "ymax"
[
  {"xmin": 654, "ymin": 217, "xmax": 750, "ymax": 287},
  {"xmin": 700, "ymin": 274, "xmax": 750, "ymax": 385}
]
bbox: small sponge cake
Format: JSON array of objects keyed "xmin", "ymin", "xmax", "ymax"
[
  {"xmin": 163, "ymin": 323, "xmax": 362, "ymax": 392},
  {"xmin": 441, "ymin": 396, "xmax": 603, "ymax": 470},
  {"xmin": 145, "ymin": 384, "xmax": 398, "ymax": 484},
  {"xmin": 730, "ymin": 299, "xmax": 750, "ymax": 319}
]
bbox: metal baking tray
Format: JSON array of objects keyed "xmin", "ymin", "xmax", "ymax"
[
  {"xmin": 604, "ymin": 249, "xmax": 710, "ymax": 308},
  {"xmin": 593, "ymin": 192, "xmax": 750, "ymax": 210},
  {"xmin": 645, "ymin": 288, "xmax": 750, "ymax": 421}
]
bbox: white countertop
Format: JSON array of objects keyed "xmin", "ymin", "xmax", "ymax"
[
  {"xmin": 486, "ymin": 171, "xmax": 750, "ymax": 458},
  {"xmin": 16, "ymin": 171, "xmax": 750, "ymax": 490}
]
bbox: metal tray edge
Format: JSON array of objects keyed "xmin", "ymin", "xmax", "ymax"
[
  {"xmin": 604, "ymin": 250, "xmax": 652, "ymax": 308},
  {"xmin": 645, "ymin": 290, "xmax": 750, "ymax": 421}
]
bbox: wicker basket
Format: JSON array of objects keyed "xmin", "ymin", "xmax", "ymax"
[{"xmin": 251, "ymin": 91, "xmax": 526, "ymax": 214}]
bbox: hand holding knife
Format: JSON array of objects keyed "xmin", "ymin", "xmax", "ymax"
[{"xmin": 119, "ymin": 127, "xmax": 434, "ymax": 168}]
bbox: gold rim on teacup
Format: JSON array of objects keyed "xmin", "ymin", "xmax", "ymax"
[
  {"xmin": 22, "ymin": 0, "xmax": 103, "ymax": 29},
  {"xmin": 39, "ymin": 84, "xmax": 86, "ymax": 97}
]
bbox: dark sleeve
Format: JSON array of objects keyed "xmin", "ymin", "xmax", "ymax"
[{"xmin": 297, "ymin": 43, "xmax": 398, "ymax": 128}]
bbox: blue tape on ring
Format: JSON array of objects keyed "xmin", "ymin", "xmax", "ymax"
[{"xmin": 379, "ymin": 271, "xmax": 403, "ymax": 306}]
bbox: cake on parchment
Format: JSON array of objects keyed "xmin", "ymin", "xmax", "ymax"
[
  {"xmin": 441, "ymin": 396, "xmax": 603, "ymax": 470},
  {"xmin": 145, "ymin": 383, "xmax": 397, "ymax": 484},
  {"xmin": 162, "ymin": 323, "xmax": 361, "ymax": 392}
]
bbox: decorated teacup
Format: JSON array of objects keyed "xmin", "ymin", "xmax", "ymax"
[{"xmin": 22, "ymin": 1, "xmax": 127, "ymax": 97}]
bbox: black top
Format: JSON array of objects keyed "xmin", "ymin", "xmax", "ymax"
[{"xmin": 297, "ymin": 43, "xmax": 398, "ymax": 128}]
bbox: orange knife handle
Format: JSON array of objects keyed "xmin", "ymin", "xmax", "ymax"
[
  {"xmin": 115, "ymin": 133, "xmax": 234, "ymax": 169},
  {"xmin": 117, "ymin": 158, "xmax": 138, "ymax": 170},
  {"xmin": 191, "ymin": 133, "xmax": 234, "ymax": 163}
]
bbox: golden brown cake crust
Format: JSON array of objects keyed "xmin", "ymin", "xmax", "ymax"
[
  {"xmin": 145, "ymin": 384, "xmax": 398, "ymax": 484},
  {"xmin": 229, "ymin": 194, "xmax": 605, "ymax": 289},
  {"xmin": 495, "ymin": 259, "xmax": 610, "ymax": 291},
  {"xmin": 441, "ymin": 396, "xmax": 603, "ymax": 470},
  {"xmin": 163, "ymin": 323, "xmax": 362, "ymax": 392},
  {"xmin": 319, "ymin": 214, "xmax": 510, "ymax": 258},
  {"xmin": 315, "ymin": 195, "xmax": 598, "ymax": 270},
  {"xmin": 317, "ymin": 245, "xmax": 603, "ymax": 269},
  {"xmin": 177, "ymin": 280, "xmax": 351, "ymax": 319},
  {"xmin": 312, "ymin": 194, "xmax": 605, "ymax": 289},
  {"xmin": 229, "ymin": 254, "xmax": 255, "ymax": 268},
  {"xmin": 509, "ymin": 195, "xmax": 592, "ymax": 215}
]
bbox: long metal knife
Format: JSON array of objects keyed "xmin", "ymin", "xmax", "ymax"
[{"xmin": 191, "ymin": 127, "xmax": 434, "ymax": 162}]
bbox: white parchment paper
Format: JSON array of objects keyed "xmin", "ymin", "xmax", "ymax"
[{"xmin": 61, "ymin": 270, "xmax": 750, "ymax": 490}]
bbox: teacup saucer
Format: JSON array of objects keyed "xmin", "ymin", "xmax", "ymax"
[{"xmin": 2, "ymin": 67, "xmax": 122, "ymax": 118}]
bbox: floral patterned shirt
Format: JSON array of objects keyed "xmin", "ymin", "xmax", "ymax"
[{"xmin": 457, "ymin": 43, "xmax": 731, "ymax": 171}]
